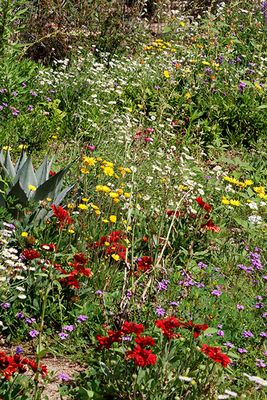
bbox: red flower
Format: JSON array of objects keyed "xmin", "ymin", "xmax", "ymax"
[
  {"xmin": 73, "ymin": 253, "xmax": 88, "ymax": 265},
  {"xmin": 135, "ymin": 336, "xmax": 155, "ymax": 347},
  {"xmin": 96, "ymin": 330, "xmax": 122, "ymax": 349},
  {"xmin": 202, "ymin": 219, "xmax": 220, "ymax": 233},
  {"xmin": 166, "ymin": 210, "xmax": 183, "ymax": 218},
  {"xmin": 127, "ymin": 345, "xmax": 157, "ymax": 367},
  {"xmin": 137, "ymin": 256, "xmax": 152, "ymax": 272},
  {"xmin": 121, "ymin": 321, "xmax": 145, "ymax": 335},
  {"xmin": 49, "ymin": 170, "xmax": 56, "ymax": 176},
  {"xmin": 195, "ymin": 197, "xmax": 212, "ymax": 213},
  {"xmin": 183, "ymin": 321, "xmax": 209, "ymax": 338},
  {"xmin": 51, "ymin": 205, "xmax": 72, "ymax": 228},
  {"xmin": 155, "ymin": 317, "xmax": 181, "ymax": 339},
  {"xmin": 40, "ymin": 243, "xmax": 57, "ymax": 252},
  {"xmin": 0, "ymin": 352, "xmax": 48, "ymax": 381},
  {"xmin": 21, "ymin": 249, "xmax": 41, "ymax": 260},
  {"xmin": 200, "ymin": 344, "xmax": 231, "ymax": 368}
]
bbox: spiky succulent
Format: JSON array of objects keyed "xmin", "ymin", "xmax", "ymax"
[{"xmin": 0, "ymin": 149, "xmax": 74, "ymax": 220}]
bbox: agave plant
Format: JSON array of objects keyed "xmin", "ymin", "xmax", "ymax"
[{"xmin": 0, "ymin": 148, "xmax": 74, "ymax": 221}]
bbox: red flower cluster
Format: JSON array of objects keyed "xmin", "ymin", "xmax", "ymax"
[
  {"xmin": 200, "ymin": 344, "xmax": 231, "ymax": 368},
  {"xmin": 155, "ymin": 317, "xmax": 208, "ymax": 339},
  {"xmin": 96, "ymin": 321, "xmax": 157, "ymax": 367},
  {"xmin": 137, "ymin": 256, "xmax": 153, "ymax": 272},
  {"xmin": 56, "ymin": 252, "xmax": 93, "ymax": 289},
  {"xmin": 51, "ymin": 205, "xmax": 72, "ymax": 228},
  {"xmin": 132, "ymin": 128, "xmax": 154, "ymax": 143},
  {"xmin": 21, "ymin": 248, "xmax": 41, "ymax": 260},
  {"xmin": 195, "ymin": 197, "xmax": 212, "ymax": 213},
  {"xmin": 126, "ymin": 345, "xmax": 157, "ymax": 367},
  {"xmin": 93, "ymin": 231, "xmax": 127, "ymax": 260},
  {"xmin": 155, "ymin": 316, "xmax": 181, "ymax": 339},
  {"xmin": 0, "ymin": 351, "xmax": 47, "ymax": 381},
  {"xmin": 201, "ymin": 219, "xmax": 221, "ymax": 233}
]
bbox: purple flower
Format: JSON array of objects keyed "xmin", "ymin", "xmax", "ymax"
[
  {"xmin": 62, "ymin": 325, "xmax": 75, "ymax": 332},
  {"xmin": 263, "ymin": 351, "xmax": 267, "ymax": 356},
  {"xmin": 29, "ymin": 330, "xmax": 39, "ymax": 338},
  {"xmin": 126, "ymin": 290, "xmax": 132, "ymax": 299},
  {"xmin": 211, "ymin": 289, "xmax": 222, "ymax": 297},
  {"xmin": 260, "ymin": 332, "xmax": 267, "ymax": 338},
  {"xmin": 58, "ymin": 332, "xmax": 69, "ymax": 340},
  {"xmin": 169, "ymin": 301, "xmax": 179, "ymax": 306},
  {"xmin": 122, "ymin": 336, "xmax": 132, "ymax": 341},
  {"xmin": 238, "ymin": 82, "xmax": 246, "ymax": 92},
  {"xmin": 0, "ymin": 88, "xmax": 7, "ymax": 93},
  {"xmin": 262, "ymin": 312, "xmax": 267, "ymax": 318},
  {"xmin": 236, "ymin": 304, "xmax": 245, "ymax": 311},
  {"xmin": 1, "ymin": 303, "xmax": 10, "ymax": 309},
  {"xmin": 16, "ymin": 346, "xmax": 24, "ymax": 354},
  {"xmin": 237, "ymin": 348, "xmax": 247, "ymax": 354},
  {"xmin": 157, "ymin": 279, "xmax": 169, "ymax": 291},
  {"xmin": 256, "ymin": 359, "xmax": 266, "ymax": 368},
  {"xmin": 198, "ymin": 262, "xmax": 207, "ymax": 270},
  {"xmin": 30, "ymin": 90, "xmax": 38, "ymax": 97},
  {"xmin": 25, "ymin": 317, "xmax": 36, "ymax": 325},
  {"xmin": 224, "ymin": 342, "xmax": 235, "ymax": 349},
  {"xmin": 21, "ymin": 82, "xmax": 27, "ymax": 88},
  {"xmin": 16, "ymin": 311, "xmax": 24, "ymax": 319},
  {"xmin": 77, "ymin": 315, "xmax": 88, "ymax": 323},
  {"xmin": 217, "ymin": 330, "xmax": 225, "ymax": 337},
  {"xmin": 155, "ymin": 306, "xmax": 166, "ymax": 316},
  {"xmin": 12, "ymin": 91, "xmax": 18, "ymax": 96},
  {"xmin": 243, "ymin": 330, "xmax": 254, "ymax": 338},
  {"xmin": 27, "ymin": 105, "xmax": 33, "ymax": 111},
  {"xmin": 255, "ymin": 303, "xmax": 264, "ymax": 309},
  {"xmin": 58, "ymin": 372, "xmax": 71, "ymax": 382},
  {"xmin": 95, "ymin": 290, "xmax": 103, "ymax": 295}
]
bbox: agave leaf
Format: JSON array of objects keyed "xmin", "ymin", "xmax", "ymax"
[
  {"xmin": 15, "ymin": 150, "xmax": 27, "ymax": 173},
  {"xmin": 0, "ymin": 149, "xmax": 5, "ymax": 166},
  {"xmin": 35, "ymin": 156, "xmax": 49, "ymax": 186},
  {"xmin": 0, "ymin": 180, "xmax": 6, "ymax": 207},
  {"xmin": 7, "ymin": 181, "xmax": 28, "ymax": 206},
  {"xmin": 4, "ymin": 149, "xmax": 16, "ymax": 179},
  {"xmin": 53, "ymin": 184, "xmax": 74, "ymax": 206},
  {"xmin": 33, "ymin": 162, "xmax": 72, "ymax": 202},
  {"xmin": 13, "ymin": 157, "xmax": 38, "ymax": 197}
]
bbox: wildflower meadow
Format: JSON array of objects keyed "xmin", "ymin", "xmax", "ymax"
[{"xmin": 0, "ymin": 0, "xmax": 266, "ymax": 399}]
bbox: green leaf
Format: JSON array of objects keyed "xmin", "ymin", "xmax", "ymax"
[
  {"xmin": 4, "ymin": 149, "xmax": 16, "ymax": 179},
  {"xmin": 33, "ymin": 162, "xmax": 73, "ymax": 202},
  {"xmin": 36, "ymin": 155, "xmax": 53, "ymax": 185},
  {"xmin": 7, "ymin": 181, "xmax": 28, "ymax": 206},
  {"xmin": 14, "ymin": 150, "xmax": 27, "ymax": 173},
  {"xmin": 15, "ymin": 156, "xmax": 38, "ymax": 196}
]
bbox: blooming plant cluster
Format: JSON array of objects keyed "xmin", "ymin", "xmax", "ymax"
[{"xmin": 0, "ymin": 1, "xmax": 267, "ymax": 399}]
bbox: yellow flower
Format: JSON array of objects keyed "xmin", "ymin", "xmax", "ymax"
[
  {"xmin": 229, "ymin": 199, "xmax": 241, "ymax": 206},
  {"xmin": 47, "ymin": 197, "xmax": 52, "ymax": 202},
  {"xmin": 124, "ymin": 192, "xmax": 131, "ymax": 198},
  {"xmin": 18, "ymin": 144, "xmax": 28, "ymax": 150},
  {"xmin": 202, "ymin": 61, "xmax": 210, "ymax": 66},
  {"xmin": 2, "ymin": 146, "xmax": 10, "ymax": 150},
  {"xmin": 95, "ymin": 209, "xmax": 101, "ymax": 216},
  {"xmin": 102, "ymin": 219, "xmax": 109, "ymax": 223},
  {"xmin": 96, "ymin": 185, "xmax": 111, "ymax": 193},
  {"xmin": 78, "ymin": 204, "xmax": 88, "ymax": 210},
  {"xmin": 102, "ymin": 166, "xmax": 114, "ymax": 176},
  {"xmin": 67, "ymin": 203, "xmax": 74, "ymax": 209},
  {"xmin": 113, "ymin": 198, "xmax": 120, "ymax": 204},
  {"xmin": 179, "ymin": 21, "xmax": 185, "ymax": 27},
  {"xmin": 104, "ymin": 241, "xmax": 110, "ymax": 246},
  {"xmin": 117, "ymin": 188, "xmax": 123, "ymax": 196},
  {"xmin": 102, "ymin": 161, "xmax": 114, "ymax": 167},
  {"xmin": 185, "ymin": 92, "xmax": 191, "ymax": 100},
  {"xmin": 164, "ymin": 70, "xmax": 170, "ymax": 79},
  {"xmin": 254, "ymin": 83, "xmax": 263, "ymax": 90},
  {"xmin": 81, "ymin": 168, "xmax": 89, "ymax": 174},
  {"xmin": 21, "ymin": 232, "xmax": 28, "ymax": 237},
  {"xmin": 68, "ymin": 229, "xmax": 75, "ymax": 234},
  {"xmin": 221, "ymin": 196, "xmax": 230, "ymax": 205},
  {"xmin": 179, "ymin": 185, "xmax": 188, "ymax": 191},
  {"xmin": 83, "ymin": 156, "xmax": 96, "ymax": 166},
  {"xmin": 253, "ymin": 186, "xmax": 265, "ymax": 196},
  {"xmin": 110, "ymin": 192, "xmax": 119, "ymax": 198},
  {"xmin": 51, "ymin": 135, "xmax": 58, "ymax": 140},
  {"xmin": 111, "ymin": 254, "xmax": 120, "ymax": 261},
  {"xmin": 90, "ymin": 203, "xmax": 99, "ymax": 210},
  {"xmin": 28, "ymin": 184, "xmax": 37, "ymax": 191},
  {"xmin": 109, "ymin": 215, "xmax": 117, "ymax": 223},
  {"xmin": 244, "ymin": 179, "xmax": 254, "ymax": 186}
]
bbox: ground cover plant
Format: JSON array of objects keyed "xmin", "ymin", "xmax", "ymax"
[{"xmin": 0, "ymin": 0, "xmax": 266, "ymax": 399}]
